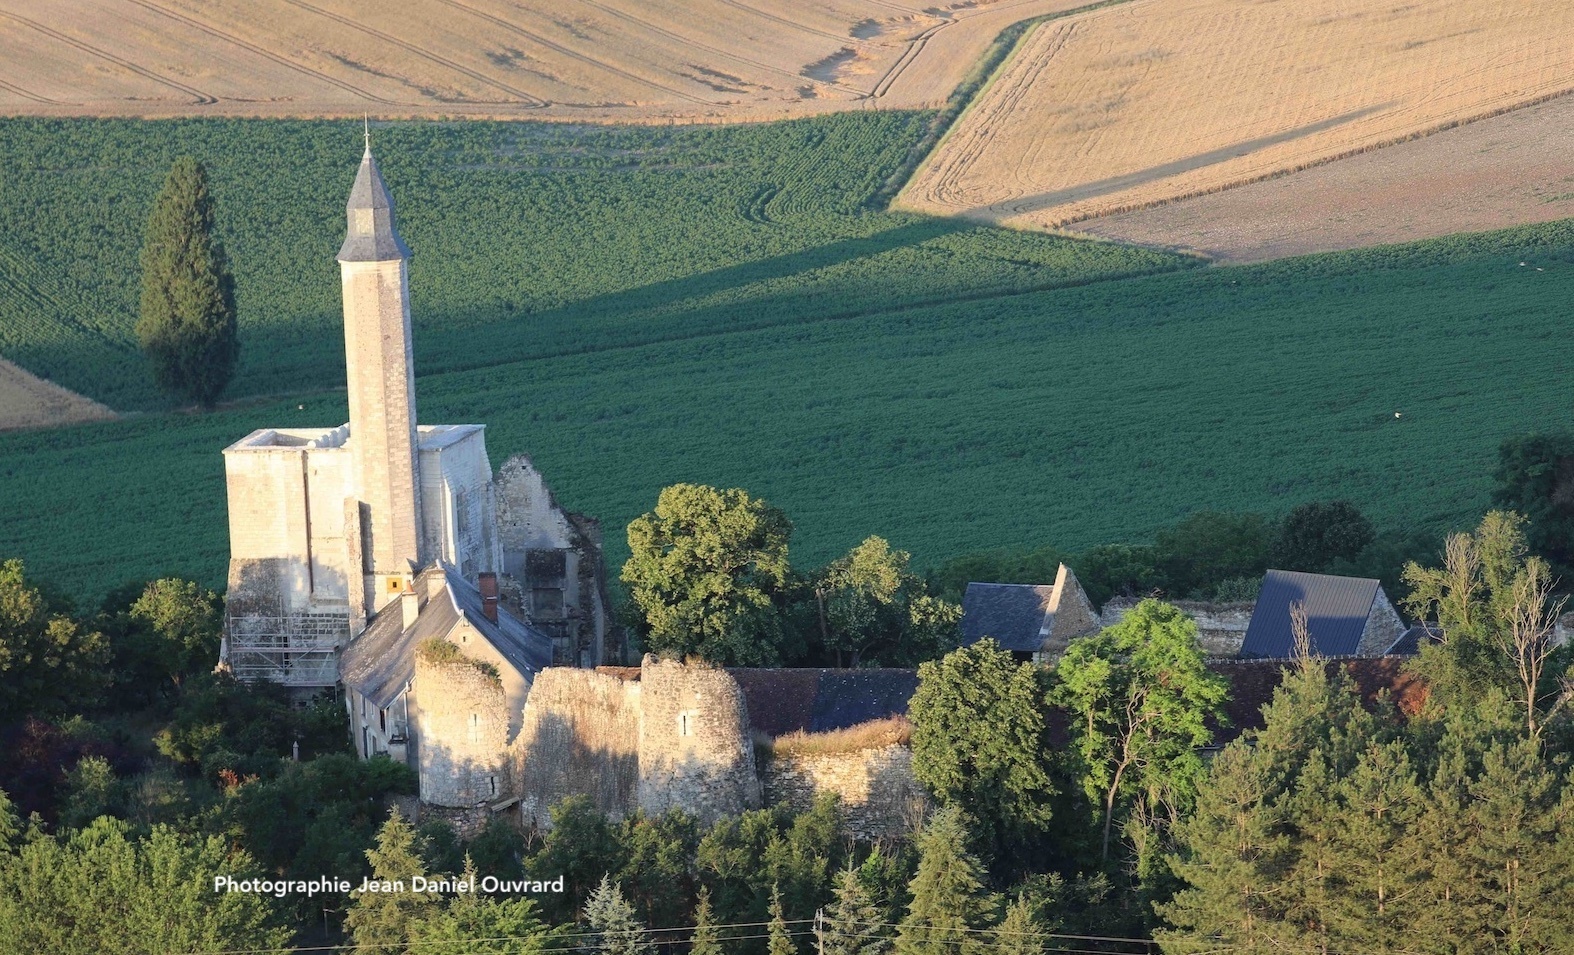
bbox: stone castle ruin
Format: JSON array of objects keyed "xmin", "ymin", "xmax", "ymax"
[{"xmin": 219, "ymin": 141, "xmax": 611, "ymax": 690}]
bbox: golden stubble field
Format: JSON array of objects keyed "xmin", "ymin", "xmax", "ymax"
[
  {"xmin": 0, "ymin": 0, "xmax": 1094, "ymax": 121},
  {"xmin": 899, "ymin": 0, "xmax": 1574, "ymax": 229},
  {"xmin": 0, "ymin": 358, "xmax": 115, "ymax": 432}
]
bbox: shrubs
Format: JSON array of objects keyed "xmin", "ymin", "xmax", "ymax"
[
  {"xmin": 766, "ymin": 717, "xmax": 912, "ymax": 757},
  {"xmin": 417, "ymin": 637, "xmax": 501, "ymax": 685}
]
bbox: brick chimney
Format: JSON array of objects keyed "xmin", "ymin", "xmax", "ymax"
[{"xmin": 478, "ymin": 572, "xmax": 499, "ymax": 623}]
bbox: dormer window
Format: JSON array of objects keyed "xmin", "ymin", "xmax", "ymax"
[{"xmin": 355, "ymin": 208, "xmax": 374, "ymax": 235}]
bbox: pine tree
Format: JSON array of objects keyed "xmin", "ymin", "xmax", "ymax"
[
  {"xmin": 136, "ymin": 156, "xmax": 238, "ymax": 407},
  {"xmin": 819, "ymin": 866, "xmax": 889, "ymax": 955},
  {"xmin": 409, "ymin": 857, "xmax": 552, "ymax": 955},
  {"xmin": 584, "ymin": 874, "xmax": 654, "ymax": 955},
  {"xmin": 690, "ymin": 886, "xmax": 723, "ymax": 955},
  {"xmin": 1322, "ymin": 739, "xmax": 1425, "ymax": 950},
  {"xmin": 895, "ymin": 808, "xmax": 991, "ymax": 955},
  {"xmin": 767, "ymin": 883, "xmax": 798, "ymax": 955},
  {"xmin": 992, "ymin": 896, "xmax": 1046, "ymax": 955},
  {"xmin": 344, "ymin": 808, "xmax": 440, "ymax": 952}
]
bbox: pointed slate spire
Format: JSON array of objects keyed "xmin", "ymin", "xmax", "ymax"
[{"xmin": 337, "ymin": 138, "xmax": 411, "ymax": 263}]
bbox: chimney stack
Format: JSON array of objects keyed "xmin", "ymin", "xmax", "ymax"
[
  {"xmin": 479, "ymin": 572, "xmax": 499, "ymax": 623},
  {"xmin": 401, "ymin": 587, "xmax": 420, "ymax": 630}
]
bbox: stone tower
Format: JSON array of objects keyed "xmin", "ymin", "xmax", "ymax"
[{"xmin": 338, "ymin": 143, "xmax": 422, "ymax": 612}]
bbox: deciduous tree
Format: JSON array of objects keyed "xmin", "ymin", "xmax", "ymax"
[
  {"xmin": 908, "ymin": 641, "xmax": 1055, "ymax": 854},
  {"xmin": 1055, "ymin": 600, "xmax": 1227, "ymax": 862},
  {"xmin": 623, "ymin": 484, "xmax": 792, "ymax": 665}
]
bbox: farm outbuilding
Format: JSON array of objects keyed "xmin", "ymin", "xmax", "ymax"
[
  {"xmin": 1238, "ymin": 569, "xmax": 1405, "ymax": 660},
  {"xmin": 960, "ymin": 563, "xmax": 1101, "ymax": 662}
]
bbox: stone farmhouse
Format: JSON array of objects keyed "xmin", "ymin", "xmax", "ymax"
[{"xmin": 959, "ymin": 564, "xmax": 1101, "ymax": 662}]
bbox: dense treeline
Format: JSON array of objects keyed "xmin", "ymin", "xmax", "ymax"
[{"xmin": 2, "ymin": 490, "xmax": 1574, "ymax": 950}]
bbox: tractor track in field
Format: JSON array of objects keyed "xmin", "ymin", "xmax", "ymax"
[
  {"xmin": 0, "ymin": 8, "xmax": 217, "ymax": 104},
  {"xmin": 275, "ymin": 0, "xmax": 551, "ymax": 106},
  {"xmin": 122, "ymin": 0, "xmax": 408, "ymax": 106},
  {"xmin": 424, "ymin": 0, "xmax": 712, "ymax": 105}
]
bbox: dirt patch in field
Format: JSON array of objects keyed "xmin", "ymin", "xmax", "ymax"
[
  {"xmin": 899, "ymin": 0, "xmax": 1574, "ymax": 227},
  {"xmin": 0, "ymin": 357, "xmax": 116, "ymax": 431},
  {"xmin": 1073, "ymin": 95, "xmax": 1574, "ymax": 263},
  {"xmin": 0, "ymin": 0, "xmax": 1080, "ymax": 122}
]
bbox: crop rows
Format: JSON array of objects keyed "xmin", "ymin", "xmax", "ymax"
[
  {"xmin": 3, "ymin": 212, "xmax": 1571, "ymax": 603},
  {"xmin": 0, "ymin": 114, "xmax": 1189, "ymax": 412}
]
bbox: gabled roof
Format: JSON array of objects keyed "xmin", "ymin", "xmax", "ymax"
[
  {"xmin": 339, "ymin": 563, "xmax": 552, "ymax": 708},
  {"xmin": 1240, "ymin": 570, "xmax": 1382, "ymax": 659},
  {"xmin": 1387, "ymin": 623, "xmax": 1443, "ymax": 657},
  {"xmin": 961, "ymin": 583, "xmax": 1057, "ymax": 652},
  {"xmin": 729, "ymin": 669, "xmax": 919, "ymax": 738}
]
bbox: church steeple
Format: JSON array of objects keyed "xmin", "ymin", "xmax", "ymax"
[
  {"xmin": 337, "ymin": 137, "xmax": 422, "ymax": 612},
  {"xmin": 337, "ymin": 141, "xmax": 411, "ymax": 263}
]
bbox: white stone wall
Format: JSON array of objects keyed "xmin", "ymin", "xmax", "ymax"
[
  {"xmin": 413, "ymin": 650, "xmax": 512, "ymax": 808},
  {"xmin": 341, "ymin": 258, "xmax": 422, "ymax": 609},
  {"xmin": 1100, "ymin": 598, "xmax": 1254, "ymax": 657},
  {"xmin": 418, "ymin": 427, "xmax": 501, "ymax": 583}
]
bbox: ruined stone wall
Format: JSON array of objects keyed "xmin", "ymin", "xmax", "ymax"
[
  {"xmin": 762, "ymin": 745, "xmax": 927, "ymax": 840},
  {"xmin": 414, "ymin": 653, "xmax": 511, "ymax": 808},
  {"xmin": 512, "ymin": 668, "xmax": 641, "ymax": 828},
  {"xmin": 418, "ymin": 427, "xmax": 500, "ymax": 581},
  {"xmin": 638, "ymin": 657, "xmax": 760, "ymax": 824},
  {"xmin": 1357, "ymin": 589, "xmax": 1406, "ymax": 657},
  {"xmin": 495, "ymin": 454, "xmax": 614, "ymax": 665},
  {"xmin": 1101, "ymin": 598, "xmax": 1254, "ymax": 657}
]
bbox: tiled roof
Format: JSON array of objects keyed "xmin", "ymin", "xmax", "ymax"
[
  {"xmin": 1240, "ymin": 570, "xmax": 1382, "ymax": 659},
  {"xmin": 961, "ymin": 583, "xmax": 1055, "ymax": 652},
  {"xmin": 1207, "ymin": 657, "xmax": 1429, "ymax": 741}
]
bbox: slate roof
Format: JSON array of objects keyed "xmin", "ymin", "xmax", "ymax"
[
  {"xmin": 729, "ymin": 669, "xmax": 919, "ymax": 737},
  {"xmin": 960, "ymin": 583, "xmax": 1056, "ymax": 652},
  {"xmin": 1239, "ymin": 570, "xmax": 1382, "ymax": 659},
  {"xmin": 339, "ymin": 563, "xmax": 552, "ymax": 708},
  {"xmin": 337, "ymin": 147, "xmax": 411, "ymax": 263},
  {"xmin": 1386, "ymin": 623, "xmax": 1443, "ymax": 657}
]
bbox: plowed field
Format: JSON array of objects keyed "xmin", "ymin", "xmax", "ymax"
[
  {"xmin": 0, "ymin": 0, "xmax": 1094, "ymax": 121},
  {"xmin": 899, "ymin": 0, "xmax": 1574, "ymax": 228}
]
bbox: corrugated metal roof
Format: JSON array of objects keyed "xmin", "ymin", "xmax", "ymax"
[
  {"xmin": 1240, "ymin": 570, "xmax": 1380, "ymax": 659},
  {"xmin": 338, "ymin": 563, "xmax": 552, "ymax": 708},
  {"xmin": 960, "ymin": 583, "xmax": 1054, "ymax": 652}
]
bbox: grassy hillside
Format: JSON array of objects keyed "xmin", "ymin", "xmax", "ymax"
[
  {"xmin": 3, "ymin": 206, "xmax": 1571, "ymax": 603},
  {"xmin": 0, "ymin": 115, "xmax": 1185, "ymax": 411}
]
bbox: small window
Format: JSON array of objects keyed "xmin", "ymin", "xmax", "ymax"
[
  {"xmin": 468, "ymin": 713, "xmax": 480, "ymax": 744},
  {"xmin": 678, "ymin": 711, "xmax": 694, "ymax": 737},
  {"xmin": 488, "ymin": 775, "xmax": 497, "ymax": 797},
  {"xmin": 379, "ymin": 708, "xmax": 387, "ymax": 733},
  {"xmin": 387, "ymin": 578, "xmax": 403, "ymax": 593}
]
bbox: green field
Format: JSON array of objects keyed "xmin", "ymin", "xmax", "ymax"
[
  {"xmin": 1, "ymin": 115, "xmax": 1571, "ymax": 603},
  {"xmin": 0, "ymin": 115, "xmax": 1183, "ymax": 411}
]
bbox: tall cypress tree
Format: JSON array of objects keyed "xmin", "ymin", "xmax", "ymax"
[{"xmin": 136, "ymin": 156, "xmax": 238, "ymax": 407}]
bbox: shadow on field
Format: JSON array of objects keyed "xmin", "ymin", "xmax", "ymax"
[
  {"xmin": 975, "ymin": 103, "xmax": 1393, "ymax": 217},
  {"xmin": 408, "ymin": 216, "xmax": 979, "ymax": 375}
]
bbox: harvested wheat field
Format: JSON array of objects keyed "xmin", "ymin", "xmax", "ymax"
[
  {"xmin": 900, "ymin": 0, "xmax": 1574, "ymax": 229},
  {"xmin": 0, "ymin": 0, "xmax": 1090, "ymax": 121},
  {"xmin": 1076, "ymin": 94, "xmax": 1574, "ymax": 263},
  {"xmin": 0, "ymin": 358, "xmax": 115, "ymax": 432}
]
